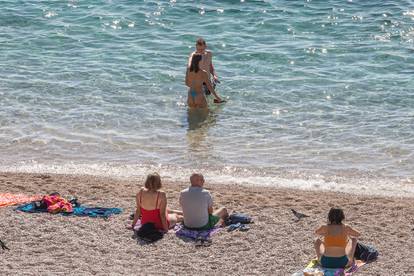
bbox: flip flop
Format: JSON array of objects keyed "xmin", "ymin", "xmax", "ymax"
[
  {"xmin": 195, "ymin": 237, "xmax": 212, "ymax": 247},
  {"xmin": 202, "ymin": 239, "xmax": 212, "ymax": 247},
  {"xmin": 239, "ymin": 224, "xmax": 250, "ymax": 232},
  {"xmin": 227, "ymin": 222, "xmax": 241, "ymax": 232},
  {"xmin": 195, "ymin": 237, "xmax": 204, "ymax": 247},
  {"xmin": 214, "ymin": 99, "xmax": 227, "ymax": 104}
]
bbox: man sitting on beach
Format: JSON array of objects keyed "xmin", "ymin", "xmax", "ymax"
[{"xmin": 179, "ymin": 173, "xmax": 228, "ymax": 230}]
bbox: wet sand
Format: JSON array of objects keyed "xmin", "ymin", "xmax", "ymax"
[{"xmin": 0, "ymin": 172, "xmax": 413, "ymax": 275}]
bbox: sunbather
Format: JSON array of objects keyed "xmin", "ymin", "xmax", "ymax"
[
  {"xmin": 131, "ymin": 173, "xmax": 183, "ymax": 232},
  {"xmin": 179, "ymin": 173, "xmax": 228, "ymax": 230},
  {"xmin": 314, "ymin": 208, "xmax": 360, "ymax": 269}
]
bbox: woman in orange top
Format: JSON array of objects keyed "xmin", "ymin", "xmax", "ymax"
[{"xmin": 314, "ymin": 208, "xmax": 360, "ymax": 268}]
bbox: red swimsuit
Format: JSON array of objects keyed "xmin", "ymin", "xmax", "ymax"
[{"xmin": 140, "ymin": 191, "xmax": 169, "ymax": 230}]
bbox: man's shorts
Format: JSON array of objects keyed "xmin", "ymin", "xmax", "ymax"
[{"xmin": 185, "ymin": 214, "xmax": 220, "ymax": 231}]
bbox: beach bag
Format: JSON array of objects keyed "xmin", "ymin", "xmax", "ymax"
[
  {"xmin": 354, "ymin": 242, "xmax": 379, "ymax": 263},
  {"xmin": 136, "ymin": 223, "xmax": 163, "ymax": 243},
  {"xmin": 226, "ymin": 213, "xmax": 253, "ymax": 225}
]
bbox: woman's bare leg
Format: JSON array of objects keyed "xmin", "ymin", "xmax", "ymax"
[
  {"xmin": 213, "ymin": 207, "xmax": 228, "ymax": 220},
  {"xmin": 195, "ymin": 94, "xmax": 208, "ymax": 108},
  {"xmin": 167, "ymin": 214, "xmax": 178, "ymax": 228},
  {"xmin": 167, "ymin": 209, "xmax": 183, "ymax": 216},
  {"xmin": 213, "ymin": 207, "xmax": 229, "ymax": 226},
  {"xmin": 176, "ymin": 214, "xmax": 183, "ymax": 223}
]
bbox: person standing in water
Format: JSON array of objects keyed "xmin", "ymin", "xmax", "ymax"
[
  {"xmin": 186, "ymin": 54, "xmax": 224, "ymax": 108},
  {"xmin": 186, "ymin": 38, "xmax": 219, "ymax": 95}
]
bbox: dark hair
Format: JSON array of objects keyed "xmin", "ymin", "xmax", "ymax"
[
  {"xmin": 189, "ymin": 54, "xmax": 202, "ymax": 73},
  {"xmin": 196, "ymin": 38, "xmax": 206, "ymax": 46},
  {"xmin": 328, "ymin": 208, "xmax": 345, "ymax": 225},
  {"xmin": 144, "ymin": 173, "xmax": 162, "ymax": 191}
]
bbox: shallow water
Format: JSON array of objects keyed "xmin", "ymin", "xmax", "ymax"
[{"xmin": 0, "ymin": 0, "xmax": 413, "ymax": 196}]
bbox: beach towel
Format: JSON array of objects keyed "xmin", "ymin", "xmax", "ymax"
[
  {"xmin": 71, "ymin": 206, "xmax": 122, "ymax": 218},
  {"xmin": 0, "ymin": 193, "xmax": 42, "ymax": 207},
  {"xmin": 292, "ymin": 259, "xmax": 366, "ymax": 276},
  {"xmin": 174, "ymin": 223, "xmax": 221, "ymax": 240},
  {"xmin": 16, "ymin": 202, "xmax": 122, "ymax": 219}
]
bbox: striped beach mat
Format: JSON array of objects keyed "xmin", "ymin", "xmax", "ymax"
[{"xmin": 292, "ymin": 259, "xmax": 366, "ymax": 276}]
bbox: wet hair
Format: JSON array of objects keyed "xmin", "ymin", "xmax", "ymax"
[
  {"xmin": 196, "ymin": 38, "xmax": 206, "ymax": 46},
  {"xmin": 328, "ymin": 208, "xmax": 345, "ymax": 225},
  {"xmin": 144, "ymin": 173, "xmax": 162, "ymax": 191},
  {"xmin": 189, "ymin": 54, "xmax": 202, "ymax": 73}
]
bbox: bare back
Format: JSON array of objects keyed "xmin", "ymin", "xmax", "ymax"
[
  {"xmin": 187, "ymin": 70, "xmax": 209, "ymax": 108},
  {"xmin": 316, "ymin": 224, "xmax": 360, "ymax": 257},
  {"xmin": 138, "ymin": 188, "xmax": 163, "ymax": 210}
]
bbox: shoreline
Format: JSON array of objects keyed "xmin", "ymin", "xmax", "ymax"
[
  {"xmin": 1, "ymin": 163, "xmax": 413, "ymax": 199},
  {"xmin": 1, "ymin": 172, "xmax": 413, "ymax": 275}
]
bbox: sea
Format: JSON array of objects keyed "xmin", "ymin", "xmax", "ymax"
[{"xmin": 1, "ymin": 0, "xmax": 413, "ymax": 197}]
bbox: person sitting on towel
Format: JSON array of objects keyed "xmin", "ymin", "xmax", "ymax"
[
  {"xmin": 179, "ymin": 173, "xmax": 228, "ymax": 230},
  {"xmin": 131, "ymin": 173, "xmax": 183, "ymax": 232},
  {"xmin": 314, "ymin": 208, "xmax": 360, "ymax": 269}
]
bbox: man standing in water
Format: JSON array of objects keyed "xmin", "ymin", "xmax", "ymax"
[{"xmin": 186, "ymin": 38, "xmax": 220, "ymax": 95}]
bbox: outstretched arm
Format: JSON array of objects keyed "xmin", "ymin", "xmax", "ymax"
[
  {"xmin": 159, "ymin": 193, "xmax": 169, "ymax": 232},
  {"xmin": 315, "ymin": 225, "xmax": 327, "ymax": 236},
  {"xmin": 208, "ymin": 52, "xmax": 218, "ymax": 82},
  {"xmin": 185, "ymin": 67, "xmax": 190, "ymax": 87},
  {"xmin": 203, "ymin": 71, "xmax": 223, "ymax": 102},
  {"xmin": 346, "ymin": 225, "xmax": 361, "ymax": 238},
  {"xmin": 131, "ymin": 191, "xmax": 142, "ymax": 228}
]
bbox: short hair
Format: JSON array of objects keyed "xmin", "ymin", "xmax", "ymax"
[
  {"xmin": 144, "ymin": 173, "xmax": 162, "ymax": 191},
  {"xmin": 190, "ymin": 173, "xmax": 203, "ymax": 185},
  {"xmin": 196, "ymin": 38, "xmax": 206, "ymax": 46},
  {"xmin": 328, "ymin": 208, "xmax": 345, "ymax": 225}
]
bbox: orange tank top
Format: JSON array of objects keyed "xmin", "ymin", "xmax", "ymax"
[{"xmin": 324, "ymin": 231, "xmax": 348, "ymax": 248}]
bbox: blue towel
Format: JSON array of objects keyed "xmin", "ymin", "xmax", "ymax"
[
  {"xmin": 72, "ymin": 206, "xmax": 122, "ymax": 218},
  {"xmin": 16, "ymin": 202, "xmax": 46, "ymax": 213},
  {"xmin": 16, "ymin": 202, "xmax": 122, "ymax": 219}
]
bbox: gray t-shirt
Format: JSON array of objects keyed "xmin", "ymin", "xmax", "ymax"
[{"xmin": 179, "ymin": 186, "xmax": 213, "ymax": 228}]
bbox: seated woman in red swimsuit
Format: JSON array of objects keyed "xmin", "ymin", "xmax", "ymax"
[{"xmin": 131, "ymin": 173, "xmax": 183, "ymax": 232}]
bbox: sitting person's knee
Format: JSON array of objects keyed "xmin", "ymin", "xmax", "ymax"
[{"xmin": 218, "ymin": 207, "xmax": 228, "ymax": 219}]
